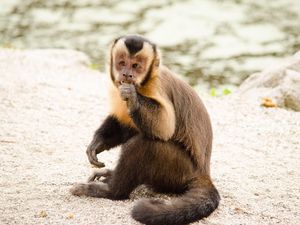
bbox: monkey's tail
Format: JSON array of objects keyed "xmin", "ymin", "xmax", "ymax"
[{"xmin": 131, "ymin": 176, "xmax": 220, "ymax": 225}]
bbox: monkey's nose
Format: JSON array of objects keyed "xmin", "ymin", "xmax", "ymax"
[
  {"xmin": 122, "ymin": 73, "xmax": 133, "ymax": 78},
  {"xmin": 120, "ymin": 70, "xmax": 134, "ymax": 84}
]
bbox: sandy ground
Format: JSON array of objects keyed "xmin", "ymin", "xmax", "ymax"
[{"xmin": 0, "ymin": 49, "xmax": 299, "ymax": 225}]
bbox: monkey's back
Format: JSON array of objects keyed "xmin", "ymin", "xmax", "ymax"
[{"xmin": 159, "ymin": 66, "xmax": 213, "ymax": 174}]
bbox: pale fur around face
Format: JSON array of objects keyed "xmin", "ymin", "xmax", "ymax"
[
  {"xmin": 108, "ymin": 81, "xmax": 137, "ymax": 129},
  {"xmin": 137, "ymin": 76, "xmax": 176, "ymax": 141},
  {"xmin": 108, "ymin": 39, "xmax": 175, "ymax": 140},
  {"xmin": 133, "ymin": 42, "xmax": 155, "ymax": 84},
  {"xmin": 110, "ymin": 40, "xmax": 127, "ymax": 84}
]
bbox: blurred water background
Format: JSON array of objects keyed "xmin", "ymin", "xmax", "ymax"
[{"xmin": 1, "ymin": 0, "xmax": 299, "ymax": 92}]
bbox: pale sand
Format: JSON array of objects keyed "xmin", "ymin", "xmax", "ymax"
[{"xmin": 0, "ymin": 49, "xmax": 299, "ymax": 225}]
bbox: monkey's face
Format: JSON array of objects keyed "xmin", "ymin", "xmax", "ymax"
[
  {"xmin": 114, "ymin": 51, "xmax": 147, "ymax": 85},
  {"xmin": 110, "ymin": 35, "xmax": 158, "ymax": 87}
]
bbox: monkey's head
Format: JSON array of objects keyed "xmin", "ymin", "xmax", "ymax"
[{"xmin": 108, "ymin": 35, "xmax": 160, "ymax": 87}]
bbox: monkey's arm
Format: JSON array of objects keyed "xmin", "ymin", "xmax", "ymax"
[
  {"xmin": 86, "ymin": 115, "xmax": 137, "ymax": 167},
  {"xmin": 119, "ymin": 84, "xmax": 175, "ymax": 141}
]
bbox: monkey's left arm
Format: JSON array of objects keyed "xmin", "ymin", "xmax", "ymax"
[{"xmin": 119, "ymin": 83, "xmax": 175, "ymax": 141}]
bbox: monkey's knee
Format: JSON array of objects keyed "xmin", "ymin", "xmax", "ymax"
[
  {"xmin": 70, "ymin": 182, "xmax": 110, "ymax": 198},
  {"xmin": 121, "ymin": 134, "xmax": 152, "ymax": 154},
  {"xmin": 98, "ymin": 135, "xmax": 151, "ymax": 199}
]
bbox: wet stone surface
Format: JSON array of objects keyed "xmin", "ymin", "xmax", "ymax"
[{"xmin": 1, "ymin": 0, "xmax": 300, "ymax": 90}]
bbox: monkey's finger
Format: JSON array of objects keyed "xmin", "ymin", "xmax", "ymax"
[
  {"xmin": 120, "ymin": 93, "xmax": 131, "ymax": 99},
  {"xmin": 91, "ymin": 154, "xmax": 105, "ymax": 168},
  {"xmin": 90, "ymin": 149, "xmax": 99, "ymax": 163},
  {"xmin": 86, "ymin": 147, "xmax": 95, "ymax": 162},
  {"xmin": 118, "ymin": 85, "xmax": 128, "ymax": 91},
  {"xmin": 119, "ymin": 88, "xmax": 132, "ymax": 95},
  {"xmin": 89, "ymin": 155, "xmax": 105, "ymax": 168},
  {"xmin": 121, "ymin": 88, "xmax": 132, "ymax": 93},
  {"xmin": 87, "ymin": 148, "xmax": 102, "ymax": 167},
  {"xmin": 86, "ymin": 142, "xmax": 99, "ymax": 160},
  {"xmin": 120, "ymin": 94, "xmax": 131, "ymax": 101},
  {"xmin": 87, "ymin": 173, "xmax": 98, "ymax": 182},
  {"xmin": 119, "ymin": 84, "xmax": 135, "ymax": 93},
  {"xmin": 120, "ymin": 92, "xmax": 130, "ymax": 98}
]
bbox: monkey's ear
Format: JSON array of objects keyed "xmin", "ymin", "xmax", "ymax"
[
  {"xmin": 154, "ymin": 50, "xmax": 161, "ymax": 68},
  {"xmin": 107, "ymin": 36, "xmax": 123, "ymax": 70},
  {"xmin": 113, "ymin": 36, "xmax": 123, "ymax": 44},
  {"xmin": 154, "ymin": 59, "xmax": 160, "ymax": 67}
]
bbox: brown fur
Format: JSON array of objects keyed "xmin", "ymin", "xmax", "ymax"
[{"xmin": 71, "ymin": 35, "xmax": 220, "ymax": 225}]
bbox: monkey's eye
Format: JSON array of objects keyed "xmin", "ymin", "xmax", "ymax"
[
  {"xmin": 132, "ymin": 63, "xmax": 139, "ymax": 69},
  {"xmin": 119, "ymin": 61, "xmax": 126, "ymax": 66}
]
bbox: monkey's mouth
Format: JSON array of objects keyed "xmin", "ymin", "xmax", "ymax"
[
  {"xmin": 116, "ymin": 79, "xmax": 136, "ymax": 87},
  {"xmin": 120, "ymin": 80, "xmax": 133, "ymax": 84}
]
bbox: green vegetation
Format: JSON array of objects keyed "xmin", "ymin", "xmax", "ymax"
[{"xmin": 210, "ymin": 87, "xmax": 232, "ymax": 97}]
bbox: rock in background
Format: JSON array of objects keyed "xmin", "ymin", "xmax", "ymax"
[
  {"xmin": 1, "ymin": 0, "xmax": 300, "ymax": 88},
  {"xmin": 239, "ymin": 51, "xmax": 300, "ymax": 111}
]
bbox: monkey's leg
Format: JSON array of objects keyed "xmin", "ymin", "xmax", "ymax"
[
  {"xmin": 71, "ymin": 167, "xmax": 119, "ymax": 197},
  {"xmin": 108, "ymin": 135, "xmax": 195, "ymax": 197},
  {"xmin": 142, "ymin": 139, "xmax": 195, "ymax": 193},
  {"xmin": 71, "ymin": 134, "xmax": 191, "ymax": 199},
  {"xmin": 70, "ymin": 182, "xmax": 110, "ymax": 198},
  {"xmin": 106, "ymin": 135, "xmax": 149, "ymax": 199}
]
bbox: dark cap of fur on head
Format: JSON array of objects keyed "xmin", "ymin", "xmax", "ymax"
[{"xmin": 116, "ymin": 35, "xmax": 156, "ymax": 55}]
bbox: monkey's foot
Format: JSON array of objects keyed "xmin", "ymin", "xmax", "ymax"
[
  {"xmin": 87, "ymin": 168, "xmax": 113, "ymax": 182},
  {"xmin": 70, "ymin": 182, "xmax": 110, "ymax": 198},
  {"xmin": 70, "ymin": 183, "xmax": 88, "ymax": 196}
]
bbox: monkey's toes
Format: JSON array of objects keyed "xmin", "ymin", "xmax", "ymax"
[
  {"xmin": 70, "ymin": 183, "xmax": 89, "ymax": 196},
  {"xmin": 87, "ymin": 168, "xmax": 112, "ymax": 182}
]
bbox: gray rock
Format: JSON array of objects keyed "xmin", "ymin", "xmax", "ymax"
[{"xmin": 238, "ymin": 51, "xmax": 300, "ymax": 111}]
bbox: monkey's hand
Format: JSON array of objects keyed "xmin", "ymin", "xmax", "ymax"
[
  {"xmin": 119, "ymin": 83, "xmax": 138, "ymax": 110},
  {"xmin": 86, "ymin": 137, "xmax": 106, "ymax": 168}
]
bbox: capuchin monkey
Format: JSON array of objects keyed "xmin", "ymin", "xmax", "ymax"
[{"xmin": 70, "ymin": 34, "xmax": 220, "ymax": 225}]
